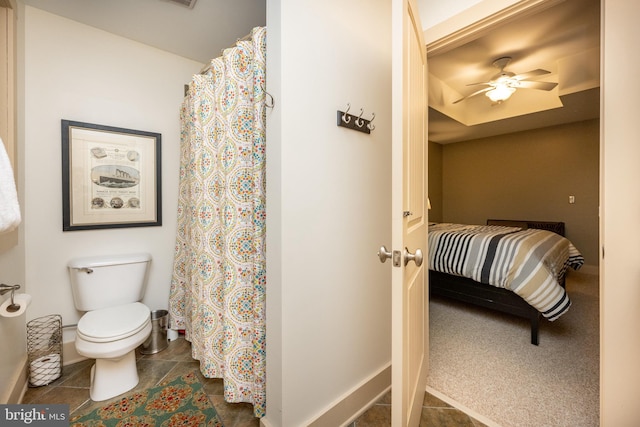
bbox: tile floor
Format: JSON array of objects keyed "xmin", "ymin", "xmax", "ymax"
[
  {"xmin": 352, "ymin": 392, "xmax": 488, "ymax": 427},
  {"xmin": 22, "ymin": 337, "xmax": 485, "ymax": 426},
  {"xmin": 21, "ymin": 337, "xmax": 260, "ymax": 426}
]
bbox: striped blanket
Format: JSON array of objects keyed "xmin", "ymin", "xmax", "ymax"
[{"xmin": 428, "ymin": 223, "xmax": 584, "ymax": 321}]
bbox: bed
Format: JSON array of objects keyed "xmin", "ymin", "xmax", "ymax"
[{"xmin": 428, "ymin": 220, "xmax": 584, "ymax": 345}]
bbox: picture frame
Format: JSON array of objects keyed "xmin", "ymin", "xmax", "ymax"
[{"xmin": 61, "ymin": 120, "xmax": 162, "ymax": 231}]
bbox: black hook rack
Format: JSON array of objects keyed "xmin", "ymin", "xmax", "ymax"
[{"xmin": 337, "ymin": 104, "xmax": 375, "ymax": 134}]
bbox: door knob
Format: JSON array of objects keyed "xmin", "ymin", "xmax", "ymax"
[
  {"xmin": 378, "ymin": 246, "xmax": 392, "ymax": 263},
  {"xmin": 379, "ymin": 246, "xmax": 402, "ymax": 267},
  {"xmin": 404, "ymin": 247, "xmax": 423, "ymax": 267}
]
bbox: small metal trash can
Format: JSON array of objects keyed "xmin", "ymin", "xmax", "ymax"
[{"xmin": 140, "ymin": 309, "xmax": 169, "ymax": 354}]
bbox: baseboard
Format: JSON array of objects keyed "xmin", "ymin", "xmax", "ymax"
[
  {"xmin": 3, "ymin": 355, "xmax": 28, "ymax": 404},
  {"xmin": 260, "ymin": 417, "xmax": 275, "ymax": 427},
  {"xmin": 62, "ymin": 339, "xmax": 87, "ymax": 365},
  {"xmin": 303, "ymin": 364, "xmax": 391, "ymax": 427}
]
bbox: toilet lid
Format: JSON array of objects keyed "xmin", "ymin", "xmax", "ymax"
[{"xmin": 77, "ymin": 302, "xmax": 150, "ymax": 342}]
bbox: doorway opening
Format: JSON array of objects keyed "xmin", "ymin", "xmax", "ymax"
[{"xmin": 425, "ymin": 0, "xmax": 600, "ymax": 425}]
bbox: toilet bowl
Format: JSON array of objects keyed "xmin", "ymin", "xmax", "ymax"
[
  {"xmin": 68, "ymin": 253, "xmax": 153, "ymax": 402},
  {"xmin": 75, "ymin": 302, "xmax": 152, "ymax": 401}
]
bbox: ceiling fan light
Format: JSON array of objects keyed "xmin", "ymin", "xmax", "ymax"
[{"xmin": 486, "ymin": 85, "xmax": 516, "ymax": 103}]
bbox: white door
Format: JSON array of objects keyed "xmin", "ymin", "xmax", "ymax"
[{"xmin": 390, "ymin": 0, "xmax": 429, "ymax": 425}]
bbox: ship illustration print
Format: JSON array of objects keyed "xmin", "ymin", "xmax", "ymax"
[{"xmin": 91, "ymin": 165, "xmax": 140, "ymax": 188}]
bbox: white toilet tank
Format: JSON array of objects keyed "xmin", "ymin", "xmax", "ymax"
[{"xmin": 68, "ymin": 253, "xmax": 152, "ymax": 311}]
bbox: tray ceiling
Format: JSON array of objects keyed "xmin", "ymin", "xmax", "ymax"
[{"xmin": 427, "ymin": 0, "xmax": 600, "ymax": 144}]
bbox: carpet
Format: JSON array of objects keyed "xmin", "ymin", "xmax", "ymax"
[
  {"xmin": 69, "ymin": 371, "xmax": 224, "ymax": 427},
  {"xmin": 427, "ymin": 271, "xmax": 599, "ymax": 427}
]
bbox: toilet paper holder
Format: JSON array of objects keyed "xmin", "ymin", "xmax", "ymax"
[{"xmin": 0, "ymin": 283, "xmax": 21, "ymax": 313}]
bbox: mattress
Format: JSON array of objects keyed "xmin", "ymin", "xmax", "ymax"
[{"xmin": 428, "ymin": 223, "xmax": 584, "ymax": 320}]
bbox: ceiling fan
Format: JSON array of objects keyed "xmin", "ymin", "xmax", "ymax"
[{"xmin": 453, "ymin": 57, "xmax": 558, "ymax": 104}]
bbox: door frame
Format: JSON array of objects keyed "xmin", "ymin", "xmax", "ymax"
[
  {"xmin": 424, "ymin": 0, "xmax": 566, "ymax": 54},
  {"xmin": 421, "ymin": 0, "xmax": 604, "ymax": 422}
]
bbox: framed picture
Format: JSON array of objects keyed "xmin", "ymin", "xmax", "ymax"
[{"xmin": 61, "ymin": 120, "xmax": 162, "ymax": 231}]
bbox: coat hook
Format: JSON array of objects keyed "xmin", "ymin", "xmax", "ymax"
[
  {"xmin": 355, "ymin": 108, "xmax": 364, "ymax": 128},
  {"xmin": 265, "ymin": 91, "xmax": 275, "ymax": 109},
  {"xmin": 336, "ymin": 104, "xmax": 373, "ymax": 134},
  {"xmin": 367, "ymin": 113, "xmax": 376, "ymax": 131},
  {"xmin": 342, "ymin": 103, "xmax": 351, "ymax": 123}
]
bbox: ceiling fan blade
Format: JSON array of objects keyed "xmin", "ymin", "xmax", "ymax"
[
  {"xmin": 466, "ymin": 82, "xmax": 492, "ymax": 87},
  {"xmin": 514, "ymin": 69, "xmax": 551, "ymax": 80},
  {"xmin": 453, "ymin": 87, "xmax": 492, "ymax": 104},
  {"xmin": 517, "ymin": 80, "xmax": 558, "ymax": 91}
]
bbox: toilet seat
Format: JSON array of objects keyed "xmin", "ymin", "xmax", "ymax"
[{"xmin": 77, "ymin": 302, "xmax": 150, "ymax": 343}]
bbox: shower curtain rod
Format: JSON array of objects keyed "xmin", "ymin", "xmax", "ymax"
[
  {"xmin": 186, "ymin": 30, "xmax": 274, "ymax": 108},
  {"xmin": 198, "ymin": 31, "xmax": 253, "ymax": 75}
]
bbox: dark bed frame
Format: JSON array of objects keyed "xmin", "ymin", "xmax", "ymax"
[{"xmin": 429, "ymin": 219, "xmax": 566, "ymax": 345}]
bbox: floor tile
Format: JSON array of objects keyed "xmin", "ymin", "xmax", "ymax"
[
  {"xmin": 355, "ymin": 402, "xmax": 391, "ymax": 426},
  {"xmin": 420, "ymin": 407, "xmax": 477, "ymax": 427},
  {"xmin": 21, "ymin": 337, "xmax": 480, "ymax": 427},
  {"xmin": 137, "ymin": 336, "xmax": 194, "ymax": 362},
  {"xmin": 210, "ymin": 395, "xmax": 260, "ymax": 427},
  {"xmin": 423, "ymin": 392, "xmax": 452, "ymax": 408},
  {"xmin": 23, "ymin": 384, "xmax": 90, "ymax": 414}
]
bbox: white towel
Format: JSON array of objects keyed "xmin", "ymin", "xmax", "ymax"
[{"xmin": 0, "ymin": 137, "xmax": 21, "ymax": 234}]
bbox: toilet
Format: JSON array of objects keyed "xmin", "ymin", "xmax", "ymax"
[{"xmin": 68, "ymin": 253, "xmax": 152, "ymax": 401}]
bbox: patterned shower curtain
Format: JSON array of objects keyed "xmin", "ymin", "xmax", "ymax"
[{"xmin": 169, "ymin": 26, "xmax": 267, "ymax": 417}]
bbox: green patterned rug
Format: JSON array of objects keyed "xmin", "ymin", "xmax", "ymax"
[{"xmin": 69, "ymin": 371, "xmax": 224, "ymax": 427}]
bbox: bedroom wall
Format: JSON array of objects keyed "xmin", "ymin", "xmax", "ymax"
[
  {"xmin": 428, "ymin": 141, "xmax": 443, "ymax": 222},
  {"xmin": 22, "ymin": 7, "xmax": 202, "ymax": 346},
  {"xmin": 437, "ymin": 119, "xmax": 599, "ymax": 267}
]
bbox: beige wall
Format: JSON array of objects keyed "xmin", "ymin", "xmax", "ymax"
[
  {"xmin": 265, "ymin": 0, "xmax": 393, "ymax": 425},
  {"xmin": 427, "ymin": 141, "xmax": 443, "ymax": 222},
  {"xmin": 22, "ymin": 6, "xmax": 201, "ymax": 350},
  {"xmin": 432, "ymin": 119, "xmax": 599, "ymax": 266},
  {"xmin": 2, "ymin": 1, "xmax": 201, "ymax": 404}
]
